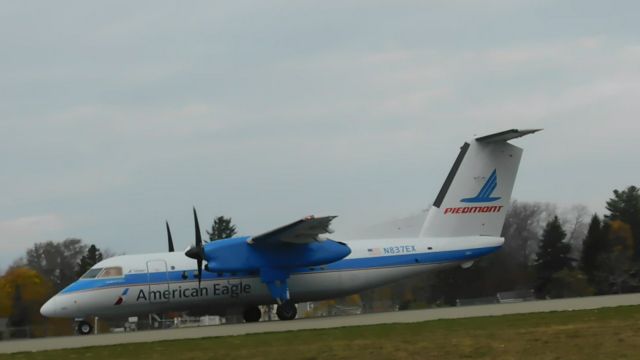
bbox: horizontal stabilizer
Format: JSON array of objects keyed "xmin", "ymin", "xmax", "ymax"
[{"xmin": 475, "ymin": 129, "xmax": 541, "ymax": 143}]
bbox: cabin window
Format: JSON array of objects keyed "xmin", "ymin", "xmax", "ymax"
[
  {"xmin": 81, "ymin": 268, "xmax": 103, "ymax": 279},
  {"xmin": 97, "ymin": 266, "xmax": 123, "ymax": 278}
]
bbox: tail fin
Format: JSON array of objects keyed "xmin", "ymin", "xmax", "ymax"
[{"xmin": 420, "ymin": 129, "xmax": 541, "ymax": 238}]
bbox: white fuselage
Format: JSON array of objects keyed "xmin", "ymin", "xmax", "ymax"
[{"xmin": 41, "ymin": 235, "xmax": 503, "ymax": 318}]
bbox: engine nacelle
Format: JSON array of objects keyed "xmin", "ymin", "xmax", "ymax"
[{"xmin": 202, "ymin": 236, "xmax": 351, "ymax": 272}]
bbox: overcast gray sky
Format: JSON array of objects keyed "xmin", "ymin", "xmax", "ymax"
[{"xmin": 1, "ymin": 1, "xmax": 639, "ymax": 269}]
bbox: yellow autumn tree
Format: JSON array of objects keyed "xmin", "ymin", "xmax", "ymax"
[
  {"xmin": 608, "ymin": 220, "xmax": 635, "ymax": 256},
  {"xmin": 0, "ymin": 267, "xmax": 53, "ymax": 323}
]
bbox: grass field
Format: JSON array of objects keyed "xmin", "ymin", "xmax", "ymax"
[{"xmin": 2, "ymin": 305, "xmax": 640, "ymax": 360}]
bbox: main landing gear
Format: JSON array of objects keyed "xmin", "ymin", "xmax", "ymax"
[
  {"xmin": 261, "ymin": 268, "xmax": 296, "ymax": 320},
  {"xmin": 243, "ymin": 306, "xmax": 262, "ymax": 323},
  {"xmin": 242, "ymin": 303, "xmax": 297, "ymax": 322},
  {"xmin": 276, "ymin": 300, "xmax": 297, "ymax": 321},
  {"xmin": 76, "ymin": 320, "xmax": 93, "ymax": 335}
]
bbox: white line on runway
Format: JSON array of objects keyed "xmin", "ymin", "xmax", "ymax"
[{"xmin": 1, "ymin": 293, "xmax": 639, "ymax": 354}]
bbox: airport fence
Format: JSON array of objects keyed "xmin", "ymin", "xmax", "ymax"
[{"xmin": 0, "ymin": 324, "xmax": 76, "ymax": 340}]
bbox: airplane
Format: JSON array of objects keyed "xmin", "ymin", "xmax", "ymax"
[{"xmin": 40, "ymin": 128, "xmax": 540, "ymax": 335}]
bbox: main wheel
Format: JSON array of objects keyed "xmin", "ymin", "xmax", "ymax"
[
  {"xmin": 243, "ymin": 306, "xmax": 262, "ymax": 323},
  {"xmin": 276, "ymin": 300, "xmax": 297, "ymax": 321},
  {"xmin": 77, "ymin": 320, "xmax": 93, "ymax": 335}
]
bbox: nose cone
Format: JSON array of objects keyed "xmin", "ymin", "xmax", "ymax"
[{"xmin": 40, "ymin": 296, "xmax": 58, "ymax": 318}]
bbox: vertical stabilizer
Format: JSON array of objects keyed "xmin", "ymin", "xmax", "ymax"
[{"xmin": 420, "ymin": 129, "xmax": 540, "ymax": 238}]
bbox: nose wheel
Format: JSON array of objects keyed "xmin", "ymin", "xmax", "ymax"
[
  {"xmin": 276, "ymin": 300, "xmax": 297, "ymax": 321},
  {"xmin": 76, "ymin": 320, "xmax": 93, "ymax": 335}
]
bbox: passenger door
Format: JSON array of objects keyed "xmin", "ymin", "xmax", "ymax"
[{"xmin": 146, "ymin": 259, "xmax": 170, "ymax": 303}]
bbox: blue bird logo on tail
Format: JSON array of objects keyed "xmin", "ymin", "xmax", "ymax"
[{"xmin": 461, "ymin": 169, "xmax": 501, "ymax": 203}]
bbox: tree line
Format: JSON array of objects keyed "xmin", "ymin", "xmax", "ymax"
[
  {"xmin": 1, "ymin": 186, "xmax": 638, "ymax": 330},
  {"xmin": 387, "ymin": 185, "xmax": 640, "ymax": 308}
]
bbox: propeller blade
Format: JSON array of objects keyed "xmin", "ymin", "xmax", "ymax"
[
  {"xmin": 166, "ymin": 221, "xmax": 175, "ymax": 252},
  {"xmin": 193, "ymin": 207, "xmax": 202, "ymax": 249},
  {"xmin": 193, "ymin": 207, "xmax": 203, "ymax": 287},
  {"xmin": 197, "ymin": 258, "xmax": 202, "ymax": 287}
]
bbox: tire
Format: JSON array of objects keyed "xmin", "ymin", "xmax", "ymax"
[
  {"xmin": 77, "ymin": 320, "xmax": 93, "ymax": 335},
  {"xmin": 276, "ymin": 300, "xmax": 297, "ymax": 321},
  {"xmin": 243, "ymin": 306, "xmax": 262, "ymax": 323}
]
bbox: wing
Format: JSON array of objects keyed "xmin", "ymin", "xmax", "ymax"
[{"xmin": 249, "ymin": 216, "xmax": 337, "ymax": 246}]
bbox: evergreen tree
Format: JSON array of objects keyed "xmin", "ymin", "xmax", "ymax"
[
  {"xmin": 76, "ymin": 245, "xmax": 103, "ymax": 277},
  {"xmin": 593, "ymin": 220, "xmax": 639, "ymax": 294},
  {"xmin": 534, "ymin": 216, "xmax": 572, "ymax": 298},
  {"xmin": 606, "ymin": 186, "xmax": 640, "ymax": 257},
  {"xmin": 580, "ymin": 214, "xmax": 605, "ymax": 282},
  {"xmin": 206, "ymin": 216, "xmax": 237, "ymax": 242}
]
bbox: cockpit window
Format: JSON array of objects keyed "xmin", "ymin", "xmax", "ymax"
[
  {"xmin": 97, "ymin": 266, "xmax": 123, "ymax": 278},
  {"xmin": 81, "ymin": 268, "xmax": 103, "ymax": 279}
]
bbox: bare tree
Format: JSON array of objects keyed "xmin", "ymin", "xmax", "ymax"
[
  {"xmin": 100, "ymin": 248, "xmax": 120, "ymax": 260},
  {"xmin": 24, "ymin": 238, "xmax": 87, "ymax": 291},
  {"xmin": 502, "ymin": 201, "xmax": 557, "ymax": 265},
  {"xmin": 559, "ymin": 204, "xmax": 590, "ymax": 259}
]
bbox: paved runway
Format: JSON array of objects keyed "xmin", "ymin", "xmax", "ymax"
[{"xmin": 2, "ymin": 293, "xmax": 640, "ymax": 354}]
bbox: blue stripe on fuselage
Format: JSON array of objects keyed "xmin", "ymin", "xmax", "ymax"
[{"xmin": 60, "ymin": 246, "xmax": 499, "ymax": 294}]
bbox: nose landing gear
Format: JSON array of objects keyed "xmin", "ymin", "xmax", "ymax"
[
  {"xmin": 276, "ymin": 300, "xmax": 297, "ymax": 321},
  {"xmin": 76, "ymin": 320, "xmax": 93, "ymax": 335}
]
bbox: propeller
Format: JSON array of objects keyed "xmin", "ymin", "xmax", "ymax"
[
  {"xmin": 185, "ymin": 207, "xmax": 204, "ymax": 287},
  {"xmin": 166, "ymin": 221, "xmax": 175, "ymax": 252}
]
